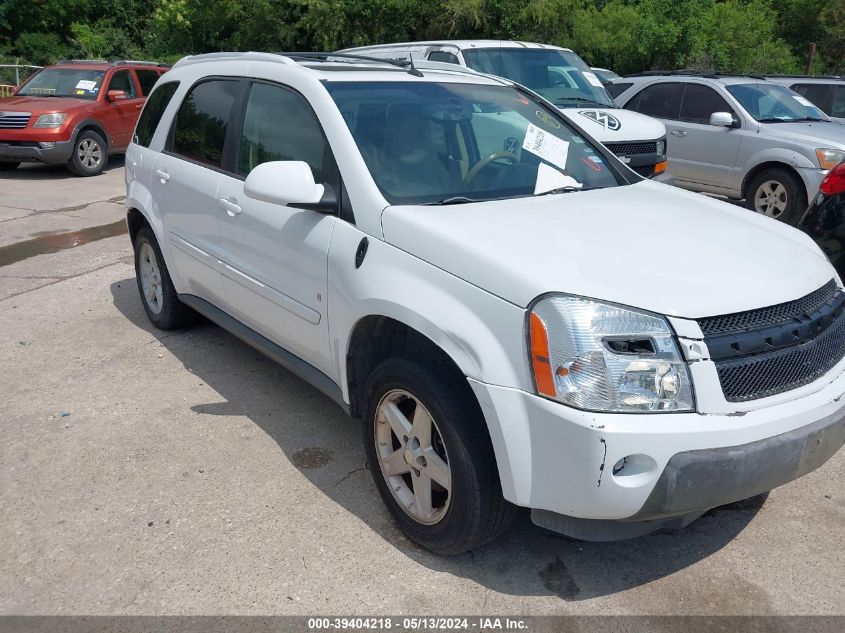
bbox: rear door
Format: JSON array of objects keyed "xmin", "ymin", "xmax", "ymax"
[{"xmin": 153, "ymin": 78, "xmax": 242, "ymax": 307}]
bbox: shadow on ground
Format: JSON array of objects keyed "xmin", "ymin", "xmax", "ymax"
[
  {"xmin": 0, "ymin": 156, "xmax": 124, "ymax": 180},
  {"xmin": 110, "ymin": 277, "xmax": 766, "ymax": 601}
]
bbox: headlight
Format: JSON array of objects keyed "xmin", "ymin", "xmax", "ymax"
[
  {"xmin": 33, "ymin": 112, "xmax": 67, "ymax": 128},
  {"xmin": 528, "ymin": 295, "xmax": 694, "ymax": 412},
  {"xmin": 656, "ymin": 137, "xmax": 666, "ymax": 158},
  {"xmin": 816, "ymin": 148, "xmax": 845, "ymax": 170}
]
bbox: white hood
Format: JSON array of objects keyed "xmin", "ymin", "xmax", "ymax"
[
  {"xmin": 558, "ymin": 108, "xmax": 666, "ymax": 143},
  {"xmin": 381, "ymin": 180, "xmax": 833, "ymax": 318}
]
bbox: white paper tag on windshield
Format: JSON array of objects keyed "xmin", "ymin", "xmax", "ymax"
[
  {"xmin": 75, "ymin": 80, "xmax": 97, "ymax": 90},
  {"xmin": 534, "ymin": 162, "xmax": 582, "ymax": 194},
  {"xmin": 522, "ymin": 123, "xmax": 570, "ymax": 171},
  {"xmin": 583, "ymin": 72, "xmax": 604, "ymax": 88},
  {"xmin": 793, "ymin": 95, "xmax": 814, "ymax": 108}
]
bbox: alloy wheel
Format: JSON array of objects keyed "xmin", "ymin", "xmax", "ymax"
[
  {"xmin": 77, "ymin": 138, "xmax": 103, "ymax": 170},
  {"xmin": 753, "ymin": 180, "xmax": 788, "ymax": 218},
  {"xmin": 138, "ymin": 242, "xmax": 163, "ymax": 315}
]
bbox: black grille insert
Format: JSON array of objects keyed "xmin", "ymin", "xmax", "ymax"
[
  {"xmin": 604, "ymin": 141, "xmax": 657, "ymax": 156},
  {"xmin": 699, "ymin": 280, "xmax": 838, "ymax": 336}
]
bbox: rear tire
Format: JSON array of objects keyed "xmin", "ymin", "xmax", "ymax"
[
  {"xmin": 363, "ymin": 353, "xmax": 516, "ymax": 555},
  {"xmin": 133, "ymin": 226, "xmax": 197, "ymax": 330},
  {"xmin": 746, "ymin": 167, "xmax": 806, "ymax": 226},
  {"xmin": 67, "ymin": 129, "xmax": 108, "ymax": 177},
  {"xmin": 0, "ymin": 161, "xmax": 20, "ymax": 171}
]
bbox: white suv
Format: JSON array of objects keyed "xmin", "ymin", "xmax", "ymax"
[{"xmin": 126, "ymin": 52, "xmax": 845, "ymax": 554}]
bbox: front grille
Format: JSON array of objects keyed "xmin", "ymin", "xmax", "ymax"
[
  {"xmin": 605, "ymin": 141, "xmax": 657, "ymax": 156},
  {"xmin": 0, "ymin": 112, "xmax": 31, "ymax": 129},
  {"xmin": 715, "ymin": 308, "xmax": 845, "ymax": 401},
  {"xmin": 699, "ymin": 280, "xmax": 838, "ymax": 336},
  {"xmin": 699, "ymin": 280, "xmax": 845, "ymax": 402},
  {"xmin": 632, "ymin": 165, "xmax": 654, "ymax": 177}
]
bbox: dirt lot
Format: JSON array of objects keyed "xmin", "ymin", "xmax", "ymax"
[{"xmin": 0, "ymin": 161, "xmax": 843, "ymax": 616}]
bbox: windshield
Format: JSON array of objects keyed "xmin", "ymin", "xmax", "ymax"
[
  {"xmin": 461, "ymin": 48, "xmax": 615, "ymax": 108},
  {"xmin": 17, "ymin": 68, "xmax": 105, "ymax": 100},
  {"xmin": 326, "ymin": 81, "xmax": 623, "ymax": 205},
  {"xmin": 726, "ymin": 83, "xmax": 827, "ymax": 122}
]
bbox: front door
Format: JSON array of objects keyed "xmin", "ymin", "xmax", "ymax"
[
  {"xmin": 215, "ymin": 80, "xmax": 337, "ymax": 376},
  {"xmin": 101, "ymin": 69, "xmax": 144, "ymax": 149}
]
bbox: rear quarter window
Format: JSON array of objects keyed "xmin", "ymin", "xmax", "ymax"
[{"xmin": 133, "ymin": 81, "xmax": 179, "ymax": 147}]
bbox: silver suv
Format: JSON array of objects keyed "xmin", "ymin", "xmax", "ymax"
[{"xmin": 611, "ymin": 72, "xmax": 845, "ymax": 224}]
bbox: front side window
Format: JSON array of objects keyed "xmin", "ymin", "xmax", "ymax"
[
  {"xmin": 17, "ymin": 68, "xmax": 106, "ymax": 100},
  {"xmin": 462, "ymin": 48, "xmax": 615, "ymax": 108},
  {"xmin": 326, "ymin": 81, "xmax": 623, "ymax": 205},
  {"xmin": 107, "ymin": 70, "xmax": 136, "ymax": 98},
  {"xmin": 679, "ymin": 83, "xmax": 735, "ymax": 124},
  {"xmin": 237, "ymin": 82, "xmax": 330, "ymax": 181},
  {"xmin": 134, "ymin": 81, "xmax": 179, "ymax": 147},
  {"xmin": 628, "ymin": 82, "xmax": 684, "ymax": 119},
  {"xmin": 726, "ymin": 83, "xmax": 827, "ymax": 122},
  {"xmin": 170, "ymin": 79, "xmax": 239, "ymax": 168}
]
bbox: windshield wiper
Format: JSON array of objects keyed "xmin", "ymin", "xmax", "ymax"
[
  {"xmin": 424, "ymin": 196, "xmax": 482, "ymax": 206},
  {"xmin": 757, "ymin": 117, "xmax": 824, "ymax": 123},
  {"xmin": 554, "ymin": 97, "xmax": 614, "ymax": 107},
  {"xmin": 534, "ymin": 186, "xmax": 585, "ymax": 197}
]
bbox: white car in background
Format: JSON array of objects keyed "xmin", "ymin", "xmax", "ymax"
[{"xmin": 340, "ymin": 41, "xmax": 671, "ymax": 181}]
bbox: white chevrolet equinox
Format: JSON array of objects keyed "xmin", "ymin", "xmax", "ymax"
[{"xmin": 125, "ymin": 52, "xmax": 845, "ymax": 554}]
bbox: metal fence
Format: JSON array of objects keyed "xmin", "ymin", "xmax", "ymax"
[{"xmin": 0, "ymin": 64, "xmax": 43, "ymax": 97}]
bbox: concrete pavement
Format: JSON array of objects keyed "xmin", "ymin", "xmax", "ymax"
[{"xmin": 0, "ymin": 161, "xmax": 843, "ymax": 616}]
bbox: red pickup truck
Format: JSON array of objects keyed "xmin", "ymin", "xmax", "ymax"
[{"xmin": 0, "ymin": 59, "xmax": 168, "ymax": 176}]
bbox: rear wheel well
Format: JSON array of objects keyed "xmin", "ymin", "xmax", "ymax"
[
  {"xmin": 126, "ymin": 207, "xmax": 151, "ymax": 245},
  {"xmin": 346, "ymin": 316, "xmax": 469, "ymax": 420},
  {"xmin": 742, "ymin": 162, "xmax": 802, "ymax": 199}
]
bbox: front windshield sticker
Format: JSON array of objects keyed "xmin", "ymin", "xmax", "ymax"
[
  {"xmin": 75, "ymin": 80, "xmax": 97, "ymax": 91},
  {"xmin": 534, "ymin": 162, "xmax": 582, "ymax": 194},
  {"xmin": 579, "ymin": 110, "xmax": 621, "ymax": 131},
  {"xmin": 583, "ymin": 72, "xmax": 604, "ymax": 88},
  {"xmin": 535, "ymin": 110, "xmax": 561, "ymax": 129},
  {"xmin": 522, "ymin": 123, "xmax": 570, "ymax": 171},
  {"xmin": 793, "ymin": 95, "xmax": 814, "ymax": 108}
]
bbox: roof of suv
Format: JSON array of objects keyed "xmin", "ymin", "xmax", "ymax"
[
  {"xmin": 343, "ymin": 40, "xmax": 574, "ymax": 53},
  {"xmin": 621, "ymin": 72, "xmax": 771, "ymax": 86},
  {"xmin": 170, "ymin": 51, "xmax": 512, "ymax": 85}
]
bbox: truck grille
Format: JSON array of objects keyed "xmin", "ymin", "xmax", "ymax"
[
  {"xmin": 604, "ymin": 141, "xmax": 657, "ymax": 156},
  {"xmin": 0, "ymin": 112, "xmax": 32, "ymax": 129},
  {"xmin": 699, "ymin": 280, "xmax": 845, "ymax": 402}
]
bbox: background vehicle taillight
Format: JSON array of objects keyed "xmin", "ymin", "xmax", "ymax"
[{"xmin": 820, "ymin": 163, "xmax": 845, "ymax": 195}]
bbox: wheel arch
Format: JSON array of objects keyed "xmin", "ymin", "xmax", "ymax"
[{"xmin": 70, "ymin": 119, "xmax": 112, "ymax": 152}]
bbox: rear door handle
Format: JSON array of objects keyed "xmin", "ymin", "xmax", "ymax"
[
  {"xmin": 670, "ymin": 130, "xmax": 687, "ymax": 137},
  {"xmin": 154, "ymin": 169, "xmax": 170, "ymax": 182},
  {"xmin": 219, "ymin": 198, "xmax": 242, "ymax": 217}
]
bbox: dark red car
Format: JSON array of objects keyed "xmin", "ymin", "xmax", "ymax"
[{"xmin": 0, "ymin": 59, "xmax": 168, "ymax": 176}]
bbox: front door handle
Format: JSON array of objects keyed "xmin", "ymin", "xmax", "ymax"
[
  {"xmin": 154, "ymin": 168, "xmax": 170, "ymax": 182},
  {"xmin": 219, "ymin": 198, "xmax": 242, "ymax": 217},
  {"xmin": 670, "ymin": 130, "xmax": 687, "ymax": 137}
]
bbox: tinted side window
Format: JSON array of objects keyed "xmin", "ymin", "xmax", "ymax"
[
  {"xmin": 171, "ymin": 79, "xmax": 239, "ymax": 169},
  {"xmin": 134, "ymin": 81, "xmax": 179, "ymax": 147},
  {"xmin": 632, "ymin": 82, "xmax": 684, "ymax": 119},
  {"xmin": 607, "ymin": 81, "xmax": 632, "ymax": 99},
  {"xmin": 679, "ymin": 83, "xmax": 734, "ymax": 124},
  {"xmin": 135, "ymin": 69, "xmax": 160, "ymax": 96},
  {"xmin": 428, "ymin": 51, "xmax": 459, "ymax": 64},
  {"xmin": 792, "ymin": 83, "xmax": 833, "ymax": 113},
  {"xmin": 237, "ymin": 82, "xmax": 331, "ymax": 181},
  {"xmin": 107, "ymin": 70, "xmax": 136, "ymax": 97},
  {"xmin": 833, "ymin": 86, "xmax": 845, "ymax": 118}
]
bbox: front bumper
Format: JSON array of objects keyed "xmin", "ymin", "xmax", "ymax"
[
  {"xmin": 468, "ymin": 360, "xmax": 845, "ymax": 525},
  {"xmin": 0, "ymin": 139, "xmax": 74, "ymax": 164}
]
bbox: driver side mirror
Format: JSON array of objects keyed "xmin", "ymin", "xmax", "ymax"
[
  {"xmin": 244, "ymin": 161, "xmax": 329, "ymax": 210},
  {"xmin": 710, "ymin": 112, "xmax": 735, "ymax": 127},
  {"xmin": 107, "ymin": 90, "xmax": 128, "ymax": 102}
]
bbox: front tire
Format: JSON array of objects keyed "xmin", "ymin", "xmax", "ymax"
[
  {"xmin": 363, "ymin": 354, "xmax": 516, "ymax": 555},
  {"xmin": 746, "ymin": 167, "xmax": 806, "ymax": 225},
  {"xmin": 133, "ymin": 226, "xmax": 197, "ymax": 330},
  {"xmin": 67, "ymin": 129, "xmax": 108, "ymax": 177}
]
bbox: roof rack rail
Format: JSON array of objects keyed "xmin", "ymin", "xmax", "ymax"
[
  {"xmin": 57, "ymin": 59, "xmax": 110, "ymax": 65},
  {"xmin": 764, "ymin": 74, "xmax": 843, "ymax": 80},
  {"xmin": 172, "ymin": 51, "xmax": 297, "ymax": 69},
  {"xmin": 283, "ymin": 52, "xmax": 424, "ymax": 77},
  {"xmin": 116, "ymin": 60, "xmax": 170, "ymax": 68},
  {"xmin": 625, "ymin": 69, "xmax": 766, "ymax": 80},
  {"xmin": 57, "ymin": 58, "xmax": 169, "ymax": 68}
]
